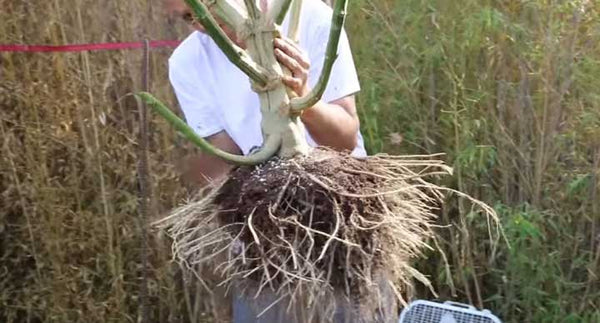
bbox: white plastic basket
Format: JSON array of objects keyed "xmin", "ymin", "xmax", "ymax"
[{"xmin": 399, "ymin": 300, "xmax": 502, "ymax": 323}]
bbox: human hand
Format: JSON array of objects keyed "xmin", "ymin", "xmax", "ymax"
[{"xmin": 274, "ymin": 37, "xmax": 310, "ymax": 97}]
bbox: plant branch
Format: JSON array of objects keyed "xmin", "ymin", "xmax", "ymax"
[
  {"xmin": 269, "ymin": 0, "xmax": 293, "ymax": 25},
  {"xmin": 243, "ymin": 0, "xmax": 260, "ymax": 20},
  {"xmin": 287, "ymin": 0, "xmax": 303, "ymax": 42},
  {"xmin": 137, "ymin": 92, "xmax": 279, "ymax": 165},
  {"xmin": 290, "ymin": 0, "xmax": 348, "ymax": 111},
  {"xmin": 210, "ymin": 0, "xmax": 248, "ymax": 32},
  {"xmin": 184, "ymin": 0, "xmax": 268, "ymax": 86}
]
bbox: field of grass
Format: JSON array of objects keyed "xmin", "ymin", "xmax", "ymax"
[
  {"xmin": 350, "ymin": 1, "xmax": 599, "ymax": 321},
  {"xmin": 1, "ymin": 0, "xmax": 599, "ymax": 322}
]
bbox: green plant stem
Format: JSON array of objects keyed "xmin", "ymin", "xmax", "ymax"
[
  {"xmin": 137, "ymin": 92, "xmax": 280, "ymax": 165},
  {"xmin": 211, "ymin": 0, "xmax": 248, "ymax": 33},
  {"xmin": 271, "ymin": 0, "xmax": 293, "ymax": 25},
  {"xmin": 184, "ymin": 0, "xmax": 268, "ymax": 86},
  {"xmin": 289, "ymin": 0, "xmax": 347, "ymax": 111},
  {"xmin": 287, "ymin": 0, "xmax": 303, "ymax": 42},
  {"xmin": 243, "ymin": 0, "xmax": 260, "ymax": 19}
]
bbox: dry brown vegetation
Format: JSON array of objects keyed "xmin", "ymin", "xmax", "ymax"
[
  {"xmin": 1, "ymin": 0, "xmax": 599, "ymax": 322},
  {"xmin": 0, "ymin": 0, "xmax": 208, "ymax": 321}
]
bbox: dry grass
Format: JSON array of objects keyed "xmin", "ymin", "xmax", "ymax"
[
  {"xmin": 1, "ymin": 0, "xmax": 599, "ymax": 322},
  {"xmin": 351, "ymin": 0, "xmax": 600, "ymax": 320},
  {"xmin": 0, "ymin": 0, "xmax": 214, "ymax": 321}
]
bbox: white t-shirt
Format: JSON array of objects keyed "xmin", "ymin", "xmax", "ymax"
[{"xmin": 168, "ymin": 0, "xmax": 366, "ymax": 157}]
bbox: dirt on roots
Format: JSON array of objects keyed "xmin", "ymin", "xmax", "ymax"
[{"xmin": 156, "ymin": 149, "xmax": 456, "ymax": 321}]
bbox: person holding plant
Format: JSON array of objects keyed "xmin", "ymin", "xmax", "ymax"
[
  {"xmin": 165, "ymin": 0, "xmax": 366, "ymax": 186},
  {"xmin": 162, "ymin": 1, "xmax": 396, "ymax": 322}
]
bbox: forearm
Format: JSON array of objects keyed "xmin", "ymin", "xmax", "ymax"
[
  {"xmin": 183, "ymin": 131, "xmax": 241, "ymax": 187},
  {"xmin": 300, "ymin": 99, "xmax": 359, "ymax": 152},
  {"xmin": 273, "ymin": 37, "xmax": 360, "ymax": 152}
]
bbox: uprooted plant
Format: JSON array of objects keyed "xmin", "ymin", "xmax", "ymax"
[{"xmin": 138, "ymin": 0, "xmax": 498, "ymax": 321}]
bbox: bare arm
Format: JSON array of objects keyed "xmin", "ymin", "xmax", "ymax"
[
  {"xmin": 274, "ymin": 37, "xmax": 360, "ymax": 152},
  {"xmin": 300, "ymin": 95, "xmax": 359, "ymax": 151},
  {"xmin": 182, "ymin": 131, "xmax": 241, "ymax": 187}
]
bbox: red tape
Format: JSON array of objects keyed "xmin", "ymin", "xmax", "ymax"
[{"xmin": 0, "ymin": 40, "xmax": 181, "ymax": 53}]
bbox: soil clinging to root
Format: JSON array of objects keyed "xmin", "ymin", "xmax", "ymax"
[{"xmin": 156, "ymin": 148, "xmax": 456, "ymax": 321}]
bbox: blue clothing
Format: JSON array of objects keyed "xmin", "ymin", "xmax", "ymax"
[{"xmin": 231, "ymin": 278, "xmax": 398, "ymax": 323}]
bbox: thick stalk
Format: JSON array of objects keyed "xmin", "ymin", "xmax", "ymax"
[
  {"xmin": 276, "ymin": 0, "xmax": 300, "ymax": 100},
  {"xmin": 290, "ymin": 0, "xmax": 347, "ymax": 111},
  {"xmin": 210, "ymin": 0, "xmax": 248, "ymax": 32},
  {"xmin": 185, "ymin": 0, "xmax": 269, "ymax": 86},
  {"xmin": 241, "ymin": 3, "xmax": 309, "ymax": 158},
  {"xmin": 287, "ymin": 0, "xmax": 303, "ymax": 42},
  {"xmin": 269, "ymin": 0, "xmax": 293, "ymax": 25},
  {"xmin": 137, "ymin": 92, "xmax": 280, "ymax": 165},
  {"xmin": 243, "ymin": 0, "xmax": 260, "ymax": 19}
]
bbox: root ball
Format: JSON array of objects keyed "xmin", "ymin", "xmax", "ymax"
[{"xmin": 157, "ymin": 149, "xmax": 453, "ymax": 321}]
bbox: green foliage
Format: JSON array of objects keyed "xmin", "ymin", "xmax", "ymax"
[
  {"xmin": 487, "ymin": 204, "xmax": 599, "ymax": 322},
  {"xmin": 349, "ymin": 0, "xmax": 600, "ymax": 321},
  {"xmin": 1, "ymin": 0, "xmax": 598, "ymax": 322}
]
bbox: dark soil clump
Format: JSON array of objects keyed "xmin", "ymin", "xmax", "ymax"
[{"xmin": 215, "ymin": 150, "xmax": 388, "ymax": 294}]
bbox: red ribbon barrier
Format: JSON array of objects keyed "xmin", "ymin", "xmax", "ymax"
[{"xmin": 0, "ymin": 40, "xmax": 181, "ymax": 53}]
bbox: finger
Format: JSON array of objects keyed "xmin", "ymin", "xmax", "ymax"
[
  {"xmin": 281, "ymin": 75, "xmax": 303, "ymax": 92},
  {"xmin": 275, "ymin": 48, "xmax": 304, "ymax": 76},
  {"xmin": 274, "ymin": 38, "xmax": 310, "ymax": 69},
  {"xmin": 280, "ymin": 36, "xmax": 304, "ymax": 53},
  {"xmin": 282, "ymin": 40, "xmax": 310, "ymax": 69}
]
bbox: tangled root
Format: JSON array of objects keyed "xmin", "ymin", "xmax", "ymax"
[{"xmin": 155, "ymin": 149, "xmax": 494, "ymax": 322}]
